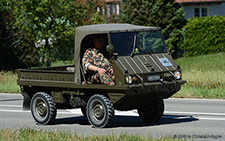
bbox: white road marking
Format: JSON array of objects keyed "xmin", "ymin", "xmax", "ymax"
[
  {"xmin": 0, "ymin": 105, "xmax": 22, "ymax": 108},
  {"xmin": 67, "ymin": 109, "xmax": 139, "ymax": 116},
  {"xmin": 165, "ymin": 111, "xmax": 225, "ymax": 116},
  {"xmin": 197, "ymin": 117, "xmax": 225, "ymax": 121},
  {"xmin": 167, "ymin": 98, "xmax": 225, "ymax": 102},
  {"xmin": 0, "ymin": 93, "xmax": 21, "ymax": 96},
  {"xmin": 0, "ymin": 109, "xmax": 30, "ymax": 113},
  {"xmin": 0, "ymin": 109, "xmax": 77, "ymax": 115},
  {"xmin": 1, "ymin": 108, "xmax": 225, "ymax": 121}
]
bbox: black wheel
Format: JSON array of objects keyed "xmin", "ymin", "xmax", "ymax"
[
  {"xmin": 30, "ymin": 92, "xmax": 57, "ymax": 125},
  {"xmin": 81, "ymin": 106, "xmax": 87, "ymax": 118},
  {"xmin": 137, "ymin": 99, "xmax": 164, "ymax": 123},
  {"xmin": 87, "ymin": 94, "xmax": 114, "ymax": 128}
]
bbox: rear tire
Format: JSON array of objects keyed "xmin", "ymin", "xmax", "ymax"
[
  {"xmin": 30, "ymin": 92, "xmax": 57, "ymax": 125},
  {"xmin": 137, "ymin": 99, "xmax": 164, "ymax": 123},
  {"xmin": 87, "ymin": 94, "xmax": 114, "ymax": 128}
]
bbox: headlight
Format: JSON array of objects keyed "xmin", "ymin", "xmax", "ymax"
[
  {"xmin": 174, "ymin": 71, "xmax": 181, "ymax": 79},
  {"xmin": 125, "ymin": 75, "xmax": 132, "ymax": 84}
]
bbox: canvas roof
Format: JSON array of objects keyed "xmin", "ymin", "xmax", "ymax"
[{"xmin": 75, "ymin": 24, "xmax": 159, "ymax": 49}]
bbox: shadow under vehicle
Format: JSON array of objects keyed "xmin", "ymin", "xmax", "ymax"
[{"xmin": 17, "ymin": 24, "xmax": 186, "ymax": 128}]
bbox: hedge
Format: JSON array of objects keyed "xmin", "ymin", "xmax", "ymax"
[{"xmin": 182, "ymin": 16, "xmax": 225, "ymax": 57}]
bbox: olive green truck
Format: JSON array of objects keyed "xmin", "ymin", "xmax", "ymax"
[{"xmin": 17, "ymin": 24, "xmax": 186, "ymax": 128}]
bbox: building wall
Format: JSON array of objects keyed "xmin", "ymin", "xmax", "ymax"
[
  {"xmin": 220, "ymin": 2, "xmax": 225, "ymax": 15},
  {"xmin": 210, "ymin": 4, "xmax": 222, "ymax": 15},
  {"xmin": 183, "ymin": 2, "xmax": 225, "ymax": 19},
  {"xmin": 183, "ymin": 6, "xmax": 195, "ymax": 18}
]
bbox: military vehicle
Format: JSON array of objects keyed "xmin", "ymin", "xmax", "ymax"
[{"xmin": 17, "ymin": 24, "xmax": 186, "ymax": 128}]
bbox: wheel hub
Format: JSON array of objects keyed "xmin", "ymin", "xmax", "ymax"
[
  {"xmin": 36, "ymin": 100, "xmax": 47, "ymax": 118},
  {"xmin": 93, "ymin": 104, "xmax": 104, "ymax": 121}
]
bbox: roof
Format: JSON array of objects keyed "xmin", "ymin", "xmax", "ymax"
[
  {"xmin": 175, "ymin": 0, "xmax": 225, "ymax": 4},
  {"xmin": 75, "ymin": 24, "xmax": 159, "ymax": 52},
  {"xmin": 75, "ymin": 23, "xmax": 158, "ymax": 35}
]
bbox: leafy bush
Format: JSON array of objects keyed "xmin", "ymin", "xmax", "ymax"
[
  {"xmin": 182, "ymin": 16, "xmax": 225, "ymax": 57},
  {"xmin": 0, "ymin": 1, "xmax": 38, "ymax": 70}
]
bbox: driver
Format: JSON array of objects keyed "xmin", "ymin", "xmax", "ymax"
[{"xmin": 82, "ymin": 35, "xmax": 115, "ymax": 85}]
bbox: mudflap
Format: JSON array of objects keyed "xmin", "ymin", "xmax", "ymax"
[{"xmin": 22, "ymin": 92, "xmax": 31, "ymax": 110}]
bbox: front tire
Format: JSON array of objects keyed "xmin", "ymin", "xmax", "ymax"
[
  {"xmin": 30, "ymin": 92, "xmax": 57, "ymax": 125},
  {"xmin": 87, "ymin": 94, "xmax": 114, "ymax": 128},
  {"xmin": 137, "ymin": 99, "xmax": 164, "ymax": 123}
]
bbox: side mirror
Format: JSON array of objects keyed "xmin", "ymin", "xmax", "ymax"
[
  {"xmin": 106, "ymin": 44, "xmax": 114, "ymax": 55},
  {"xmin": 168, "ymin": 47, "xmax": 175, "ymax": 55}
]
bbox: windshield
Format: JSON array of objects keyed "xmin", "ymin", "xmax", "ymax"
[{"xmin": 110, "ymin": 30, "xmax": 167, "ymax": 56}]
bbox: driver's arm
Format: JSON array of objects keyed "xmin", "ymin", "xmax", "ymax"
[{"xmin": 87, "ymin": 64, "xmax": 106, "ymax": 76}]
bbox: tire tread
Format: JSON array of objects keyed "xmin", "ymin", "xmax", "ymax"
[
  {"xmin": 87, "ymin": 94, "xmax": 114, "ymax": 128},
  {"xmin": 31, "ymin": 92, "xmax": 57, "ymax": 125}
]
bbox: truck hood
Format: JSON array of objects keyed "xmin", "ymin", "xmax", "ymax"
[{"xmin": 115, "ymin": 54, "xmax": 178, "ymax": 75}]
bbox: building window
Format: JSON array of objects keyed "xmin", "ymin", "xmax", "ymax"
[
  {"xmin": 195, "ymin": 8, "xmax": 200, "ymax": 17},
  {"xmin": 202, "ymin": 8, "xmax": 208, "ymax": 17},
  {"xmin": 195, "ymin": 7, "xmax": 208, "ymax": 17},
  {"xmin": 106, "ymin": 3, "xmax": 119, "ymax": 17}
]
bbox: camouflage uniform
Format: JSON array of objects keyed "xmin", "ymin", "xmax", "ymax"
[{"xmin": 82, "ymin": 48, "xmax": 115, "ymax": 85}]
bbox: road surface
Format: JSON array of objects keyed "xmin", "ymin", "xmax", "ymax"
[{"xmin": 0, "ymin": 93, "xmax": 224, "ymax": 140}]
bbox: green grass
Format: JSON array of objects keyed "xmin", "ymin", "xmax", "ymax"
[
  {"xmin": 175, "ymin": 52, "xmax": 225, "ymax": 71},
  {"xmin": 51, "ymin": 60, "xmax": 74, "ymax": 67},
  {"xmin": 0, "ymin": 71, "xmax": 20, "ymax": 93},
  {"xmin": 174, "ymin": 52, "xmax": 225, "ymax": 99},
  {"xmin": 0, "ymin": 128, "xmax": 178, "ymax": 141}
]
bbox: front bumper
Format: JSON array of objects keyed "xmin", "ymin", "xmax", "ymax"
[
  {"xmin": 127, "ymin": 79, "xmax": 186, "ymax": 99},
  {"xmin": 113, "ymin": 80, "xmax": 186, "ymax": 110},
  {"xmin": 128, "ymin": 80, "xmax": 186, "ymax": 89}
]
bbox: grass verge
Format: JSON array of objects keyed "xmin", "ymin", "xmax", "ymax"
[
  {"xmin": 174, "ymin": 52, "xmax": 225, "ymax": 99},
  {"xmin": 51, "ymin": 60, "xmax": 74, "ymax": 67},
  {"xmin": 0, "ymin": 128, "xmax": 177, "ymax": 141},
  {"xmin": 0, "ymin": 71, "xmax": 20, "ymax": 93}
]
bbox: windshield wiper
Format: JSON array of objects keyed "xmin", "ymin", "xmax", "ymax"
[{"xmin": 146, "ymin": 49, "xmax": 152, "ymax": 55}]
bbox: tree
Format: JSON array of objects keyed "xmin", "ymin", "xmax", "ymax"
[
  {"xmin": 12, "ymin": 0, "xmax": 108, "ymax": 67},
  {"xmin": 12, "ymin": 0, "xmax": 91, "ymax": 67},
  {"xmin": 119, "ymin": 0, "xmax": 185, "ymax": 57},
  {"xmin": 0, "ymin": 0, "xmax": 107, "ymax": 70},
  {"xmin": 0, "ymin": 0, "xmax": 37, "ymax": 70}
]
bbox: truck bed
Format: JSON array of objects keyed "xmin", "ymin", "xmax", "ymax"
[{"xmin": 17, "ymin": 65, "xmax": 75, "ymax": 87}]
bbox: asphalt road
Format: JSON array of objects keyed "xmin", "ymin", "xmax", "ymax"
[{"xmin": 0, "ymin": 93, "xmax": 225, "ymax": 140}]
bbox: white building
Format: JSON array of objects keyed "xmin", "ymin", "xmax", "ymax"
[
  {"xmin": 175, "ymin": 0, "xmax": 225, "ymax": 19},
  {"xmin": 95, "ymin": 0, "xmax": 121, "ymax": 17}
]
